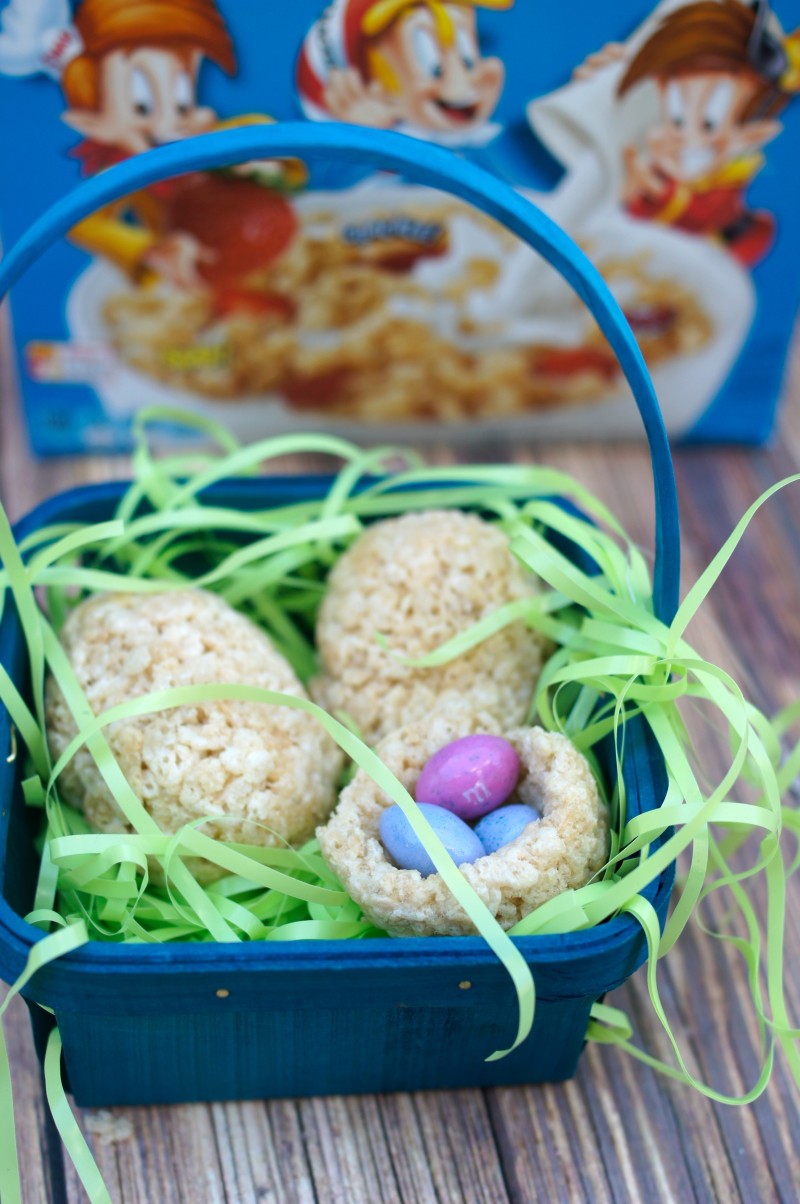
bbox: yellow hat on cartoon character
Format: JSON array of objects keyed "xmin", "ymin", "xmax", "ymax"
[
  {"xmin": 780, "ymin": 30, "xmax": 800, "ymax": 92},
  {"xmin": 748, "ymin": 0, "xmax": 800, "ymax": 94},
  {"xmin": 362, "ymin": 0, "xmax": 512, "ymax": 44},
  {"xmin": 359, "ymin": 0, "xmax": 512, "ymax": 94}
]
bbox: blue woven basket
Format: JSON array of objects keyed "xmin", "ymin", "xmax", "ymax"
[{"xmin": 0, "ymin": 124, "xmax": 679, "ymax": 1105}]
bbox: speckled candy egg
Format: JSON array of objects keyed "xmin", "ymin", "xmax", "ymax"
[
  {"xmin": 379, "ymin": 802, "xmax": 486, "ymax": 877},
  {"xmin": 415, "ymin": 734, "xmax": 520, "ymax": 821},
  {"xmin": 474, "ymin": 804, "xmax": 541, "ymax": 854}
]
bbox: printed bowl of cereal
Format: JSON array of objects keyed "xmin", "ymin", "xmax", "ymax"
[{"xmin": 65, "ymin": 175, "xmax": 751, "ymax": 442}]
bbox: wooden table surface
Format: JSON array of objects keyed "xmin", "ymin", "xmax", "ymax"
[{"xmin": 1, "ymin": 349, "xmax": 799, "ymax": 1203}]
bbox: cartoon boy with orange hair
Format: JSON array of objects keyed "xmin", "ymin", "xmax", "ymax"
[
  {"xmin": 581, "ymin": 0, "xmax": 800, "ymax": 266},
  {"xmin": 0, "ymin": 0, "xmax": 303, "ymax": 302},
  {"xmin": 297, "ymin": 0, "xmax": 512, "ymax": 144}
]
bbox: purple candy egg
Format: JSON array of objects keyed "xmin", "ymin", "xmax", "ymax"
[
  {"xmin": 379, "ymin": 803, "xmax": 486, "ymax": 877},
  {"xmin": 474, "ymin": 803, "xmax": 541, "ymax": 855},
  {"xmin": 415, "ymin": 734, "xmax": 520, "ymax": 821}
]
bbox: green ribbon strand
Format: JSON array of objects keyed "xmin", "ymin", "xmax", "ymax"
[{"xmin": 0, "ymin": 408, "xmax": 798, "ymax": 1202}]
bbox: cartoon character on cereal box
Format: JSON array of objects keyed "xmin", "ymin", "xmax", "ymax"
[
  {"xmin": 0, "ymin": 0, "xmax": 305, "ymax": 309},
  {"xmin": 296, "ymin": 0, "xmax": 511, "ymax": 145},
  {"xmin": 580, "ymin": 0, "xmax": 800, "ymax": 266}
]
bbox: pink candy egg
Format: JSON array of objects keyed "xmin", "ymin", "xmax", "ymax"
[{"xmin": 415, "ymin": 734, "xmax": 520, "ymax": 821}]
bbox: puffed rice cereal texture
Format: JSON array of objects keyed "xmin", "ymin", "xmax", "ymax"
[
  {"xmin": 317, "ymin": 707, "xmax": 609, "ymax": 936},
  {"xmin": 312, "ymin": 510, "xmax": 548, "ymax": 744},
  {"xmin": 45, "ymin": 590, "xmax": 343, "ymax": 875}
]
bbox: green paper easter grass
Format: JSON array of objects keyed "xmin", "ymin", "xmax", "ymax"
[{"xmin": 0, "ymin": 410, "xmax": 798, "ymax": 1203}]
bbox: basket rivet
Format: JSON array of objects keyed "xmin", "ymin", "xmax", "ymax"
[
  {"xmin": 458, "ymin": 981, "xmax": 472, "ymax": 990},
  {"xmin": 215, "ymin": 988, "xmax": 230, "ymax": 999}
]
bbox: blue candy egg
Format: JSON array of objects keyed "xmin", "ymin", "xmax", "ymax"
[
  {"xmin": 379, "ymin": 803, "xmax": 486, "ymax": 877},
  {"xmin": 474, "ymin": 803, "xmax": 540, "ymax": 854}
]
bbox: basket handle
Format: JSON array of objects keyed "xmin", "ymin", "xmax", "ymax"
[{"xmin": 0, "ymin": 122, "xmax": 680, "ymax": 621}]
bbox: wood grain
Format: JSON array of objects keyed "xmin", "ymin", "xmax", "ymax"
[{"xmin": 1, "ymin": 328, "xmax": 799, "ymax": 1203}]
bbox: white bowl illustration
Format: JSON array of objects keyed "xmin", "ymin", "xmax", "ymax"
[{"xmin": 66, "ymin": 181, "xmax": 754, "ymax": 443}]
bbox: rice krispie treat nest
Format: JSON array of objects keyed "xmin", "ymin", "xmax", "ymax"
[
  {"xmin": 317, "ymin": 708, "xmax": 609, "ymax": 936},
  {"xmin": 312, "ymin": 510, "xmax": 548, "ymax": 744},
  {"xmin": 45, "ymin": 590, "xmax": 343, "ymax": 873}
]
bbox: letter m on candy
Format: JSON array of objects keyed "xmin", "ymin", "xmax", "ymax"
[{"xmin": 463, "ymin": 781, "xmax": 491, "ymax": 805}]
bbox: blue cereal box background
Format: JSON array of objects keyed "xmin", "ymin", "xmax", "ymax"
[{"xmin": 0, "ymin": 0, "xmax": 798, "ymax": 453}]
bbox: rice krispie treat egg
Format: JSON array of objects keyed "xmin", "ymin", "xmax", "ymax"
[
  {"xmin": 317, "ymin": 707, "xmax": 609, "ymax": 936},
  {"xmin": 45, "ymin": 590, "xmax": 343, "ymax": 871},
  {"xmin": 312, "ymin": 510, "xmax": 548, "ymax": 743}
]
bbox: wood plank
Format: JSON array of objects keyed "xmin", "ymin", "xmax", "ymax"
[{"xmin": 1, "ymin": 991, "xmax": 60, "ymax": 1204}]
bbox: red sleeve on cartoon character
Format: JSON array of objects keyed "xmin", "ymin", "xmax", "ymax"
[
  {"xmin": 722, "ymin": 209, "xmax": 774, "ymax": 265},
  {"xmin": 625, "ymin": 172, "xmax": 774, "ymax": 266}
]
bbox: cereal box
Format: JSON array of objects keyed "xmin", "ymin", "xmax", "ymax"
[{"xmin": 0, "ymin": 0, "xmax": 798, "ymax": 453}]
